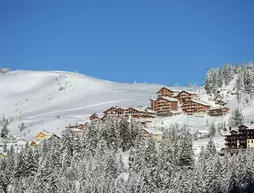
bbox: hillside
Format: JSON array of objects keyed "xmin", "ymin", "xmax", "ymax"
[
  {"xmin": 0, "ymin": 70, "xmax": 165, "ymax": 140},
  {"xmin": 1, "ymin": 67, "xmax": 253, "ymax": 151}
]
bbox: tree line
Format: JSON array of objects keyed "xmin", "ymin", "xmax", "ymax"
[
  {"xmin": 0, "ymin": 116, "xmax": 254, "ymax": 193},
  {"xmin": 204, "ymin": 61, "xmax": 254, "ymax": 104}
]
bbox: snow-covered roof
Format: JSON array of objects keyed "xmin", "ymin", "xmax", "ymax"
[
  {"xmin": 70, "ymin": 128, "xmax": 84, "ymax": 132},
  {"xmin": 177, "ymin": 90, "xmax": 198, "ymax": 96},
  {"xmin": 144, "ymin": 128, "xmax": 163, "ymax": 135},
  {"xmin": 41, "ymin": 131, "xmax": 52, "ymax": 136},
  {"xmin": 160, "ymin": 96, "xmax": 179, "ymax": 102},
  {"xmin": 90, "ymin": 112, "xmax": 104, "ymax": 118},
  {"xmin": 240, "ymin": 123, "xmax": 254, "ymax": 129},
  {"xmin": 171, "ymin": 110, "xmax": 182, "ymax": 114},
  {"xmin": 31, "ymin": 139, "xmax": 42, "ymax": 145},
  {"xmin": 191, "ymin": 99, "xmax": 211, "ymax": 106},
  {"xmin": 132, "ymin": 106, "xmax": 153, "ymax": 112},
  {"xmin": 145, "ymin": 108, "xmax": 157, "ymax": 114},
  {"xmin": 208, "ymin": 106, "xmax": 229, "ymax": 110},
  {"xmin": 157, "ymin": 86, "xmax": 181, "ymax": 93},
  {"xmin": 198, "ymin": 130, "xmax": 209, "ymax": 134}
]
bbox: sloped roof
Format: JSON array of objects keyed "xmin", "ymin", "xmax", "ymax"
[
  {"xmin": 240, "ymin": 123, "xmax": 254, "ymax": 130},
  {"xmin": 177, "ymin": 90, "xmax": 198, "ymax": 96},
  {"xmin": 208, "ymin": 106, "xmax": 229, "ymax": 110},
  {"xmin": 190, "ymin": 99, "xmax": 211, "ymax": 106},
  {"xmin": 160, "ymin": 96, "xmax": 179, "ymax": 102},
  {"xmin": 144, "ymin": 128, "xmax": 163, "ymax": 135},
  {"xmin": 157, "ymin": 87, "xmax": 181, "ymax": 94},
  {"xmin": 31, "ymin": 140, "xmax": 42, "ymax": 145}
]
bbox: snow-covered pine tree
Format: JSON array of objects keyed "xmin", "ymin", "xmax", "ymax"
[
  {"xmin": 178, "ymin": 132, "xmax": 194, "ymax": 169},
  {"xmin": 228, "ymin": 107, "xmax": 244, "ymax": 128},
  {"xmin": 1, "ymin": 124, "xmax": 9, "ymax": 138},
  {"xmin": 209, "ymin": 122, "xmax": 216, "ymax": 137},
  {"xmin": 204, "ymin": 137, "xmax": 217, "ymax": 160},
  {"xmin": 19, "ymin": 122, "xmax": 26, "ymax": 132},
  {"xmin": 243, "ymin": 67, "xmax": 254, "ymax": 97},
  {"xmin": 222, "ymin": 64, "xmax": 234, "ymax": 86}
]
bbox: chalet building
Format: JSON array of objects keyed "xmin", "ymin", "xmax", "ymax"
[
  {"xmin": 102, "ymin": 106, "xmax": 156, "ymax": 119},
  {"xmin": 66, "ymin": 123, "xmax": 85, "ymax": 130},
  {"xmin": 156, "ymin": 87, "xmax": 180, "ymax": 97},
  {"xmin": 89, "ymin": 113, "xmax": 104, "ymax": 123},
  {"xmin": 141, "ymin": 127, "xmax": 163, "ymax": 141},
  {"xmin": 30, "ymin": 140, "xmax": 41, "ymax": 147},
  {"xmin": 48, "ymin": 134, "xmax": 61, "ymax": 141},
  {"xmin": 150, "ymin": 98, "xmax": 157, "ymax": 112},
  {"xmin": 208, "ymin": 106, "xmax": 230, "ymax": 116},
  {"xmin": 155, "ymin": 96, "xmax": 179, "ymax": 116},
  {"xmin": 128, "ymin": 107, "xmax": 156, "ymax": 118},
  {"xmin": 103, "ymin": 107, "xmax": 118, "ymax": 115},
  {"xmin": 181, "ymin": 99, "xmax": 210, "ymax": 115},
  {"xmin": 225, "ymin": 123, "xmax": 254, "ymax": 151},
  {"xmin": 176, "ymin": 90, "xmax": 198, "ymax": 104},
  {"xmin": 141, "ymin": 120, "xmax": 152, "ymax": 128},
  {"xmin": 31, "ymin": 131, "xmax": 61, "ymax": 147},
  {"xmin": 35, "ymin": 131, "xmax": 52, "ymax": 140}
]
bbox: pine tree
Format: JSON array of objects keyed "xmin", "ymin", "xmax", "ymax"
[
  {"xmin": 178, "ymin": 132, "xmax": 194, "ymax": 168},
  {"xmin": 3, "ymin": 142, "xmax": 7, "ymax": 153},
  {"xmin": 204, "ymin": 137, "xmax": 217, "ymax": 160},
  {"xmin": 119, "ymin": 118, "xmax": 132, "ymax": 152},
  {"xmin": 1, "ymin": 124, "xmax": 9, "ymax": 138},
  {"xmin": 234, "ymin": 62, "xmax": 240, "ymax": 74},
  {"xmin": 20, "ymin": 122, "xmax": 26, "ymax": 132},
  {"xmin": 209, "ymin": 122, "xmax": 216, "ymax": 137},
  {"xmin": 243, "ymin": 68, "xmax": 254, "ymax": 96},
  {"xmin": 228, "ymin": 108, "xmax": 244, "ymax": 128},
  {"xmin": 223, "ymin": 64, "xmax": 234, "ymax": 86}
]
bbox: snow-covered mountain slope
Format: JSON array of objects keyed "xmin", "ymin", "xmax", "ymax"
[
  {"xmin": 1, "ymin": 69, "xmax": 253, "ymax": 149},
  {"xmin": 0, "ymin": 70, "xmax": 169, "ymax": 140}
]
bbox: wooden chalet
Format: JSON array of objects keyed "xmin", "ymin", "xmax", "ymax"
[
  {"xmin": 66, "ymin": 123, "xmax": 85, "ymax": 130},
  {"xmin": 127, "ymin": 107, "xmax": 155, "ymax": 118},
  {"xmin": 48, "ymin": 134, "xmax": 61, "ymax": 141},
  {"xmin": 30, "ymin": 140, "xmax": 41, "ymax": 147},
  {"xmin": 150, "ymin": 98, "xmax": 157, "ymax": 112},
  {"xmin": 103, "ymin": 107, "xmax": 118, "ymax": 115},
  {"xmin": 225, "ymin": 123, "xmax": 254, "ymax": 151},
  {"xmin": 176, "ymin": 90, "xmax": 198, "ymax": 104},
  {"xmin": 156, "ymin": 87, "xmax": 180, "ymax": 97},
  {"xmin": 35, "ymin": 131, "xmax": 52, "ymax": 140},
  {"xmin": 181, "ymin": 99, "xmax": 210, "ymax": 115},
  {"xmin": 208, "ymin": 106, "xmax": 230, "ymax": 116},
  {"xmin": 141, "ymin": 128, "xmax": 163, "ymax": 141},
  {"xmin": 89, "ymin": 113, "xmax": 104, "ymax": 123},
  {"xmin": 154, "ymin": 96, "xmax": 179, "ymax": 116}
]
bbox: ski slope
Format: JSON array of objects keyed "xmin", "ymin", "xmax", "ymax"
[
  {"xmin": 0, "ymin": 70, "xmax": 166, "ymax": 140},
  {"xmin": 1, "ymin": 70, "xmax": 253, "ymax": 152}
]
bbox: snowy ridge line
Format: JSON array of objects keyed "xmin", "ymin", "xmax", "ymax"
[{"xmin": 26, "ymin": 97, "xmax": 150, "ymax": 119}]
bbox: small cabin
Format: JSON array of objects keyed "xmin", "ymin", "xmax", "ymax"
[
  {"xmin": 30, "ymin": 140, "xmax": 41, "ymax": 147},
  {"xmin": 142, "ymin": 128, "xmax": 163, "ymax": 141},
  {"xmin": 35, "ymin": 131, "xmax": 52, "ymax": 140}
]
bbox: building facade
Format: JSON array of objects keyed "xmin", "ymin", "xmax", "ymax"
[
  {"xmin": 156, "ymin": 87, "xmax": 180, "ymax": 97},
  {"xmin": 208, "ymin": 107, "xmax": 229, "ymax": 116},
  {"xmin": 181, "ymin": 100, "xmax": 210, "ymax": 115},
  {"xmin": 155, "ymin": 96, "xmax": 178, "ymax": 116},
  {"xmin": 176, "ymin": 90, "xmax": 198, "ymax": 104},
  {"xmin": 225, "ymin": 124, "xmax": 254, "ymax": 151}
]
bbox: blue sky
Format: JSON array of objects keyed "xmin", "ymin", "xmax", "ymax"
[{"xmin": 1, "ymin": 0, "xmax": 254, "ymax": 85}]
